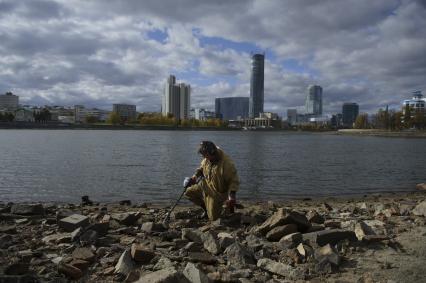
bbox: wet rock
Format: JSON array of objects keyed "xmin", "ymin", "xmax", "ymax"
[
  {"xmin": 58, "ymin": 263, "xmax": 83, "ymax": 280},
  {"xmin": 115, "ymin": 249, "xmax": 135, "ymax": 275},
  {"xmin": 11, "ymin": 203, "xmax": 44, "ymax": 215},
  {"xmin": 255, "ymin": 208, "xmax": 311, "ymax": 235},
  {"xmin": 314, "ymin": 244, "xmax": 341, "ymax": 266},
  {"xmin": 131, "ymin": 243, "xmax": 156, "ymax": 264},
  {"xmin": 266, "ymin": 224, "xmax": 298, "ymax": 241},
  {"xmin": 72, "ymin": 247, "xmax": 96, "ymax": 263},
  {"xmin": 111, "ymin": 212, "xmax": 140, "ymax": 226},
  {"xmin": 4, "ymin": 262, "xmax": 29, "ymax": 275},
  {"xmin": 257, "ymin": 258, "xmax": 303, "ymax": 280},
  {"xmin": 58, "ymin": 214, "xmax": 90, "ymax": 232},
  {"xmin": 306, "ymin": 210, "xmax": 325, "ymax": 224},
  {"xmin": 412, "ymin": 200, "xmax": 426, "ymax": 217},
  {"xmin": 224, "ymin": 242, "xmax": 256, "ymax": 267},
  {"xmin": 183, "ymin": 262, "xmax": 210, "ymax": 283},
  {"xmin": 303, "ymin": 229, "xmax": 357, "ymax": 247},
  {"xmin": 119, "ymin": 200, "xmax": 132, "ymax": 206},
  {"xmin": 187, "ymin": 252, "xmax": 217, "ymax": 264},
  {"xmin": 136, "ymin": 267, "xmax": 187, "ymax": 283}
]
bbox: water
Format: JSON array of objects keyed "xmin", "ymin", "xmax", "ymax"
[{"xmin": 0, "ymin": 130, "xmax": 424, "ymax": 203}]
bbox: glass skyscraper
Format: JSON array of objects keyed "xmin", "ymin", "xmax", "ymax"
[
  {"xmin": 215, "ymin": 97, "xmax": 249, "ymax": 120},
  {"xmin": 305, "ymin": 85, "xmax": 323, "ymax": 115},
  {"xmin": 249, "ymin": 53, "xmax": 264, "ymax": 118},
  {"xmin": 342, "ymin": 102, "xmax": 359, "ymax": 127}
]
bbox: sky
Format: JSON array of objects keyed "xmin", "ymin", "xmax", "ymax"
[{"xmin": 0, "ymin": 0, "xmax": 425, "ymax": 116}]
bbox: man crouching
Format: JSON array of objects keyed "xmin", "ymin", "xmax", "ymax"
[{"xmin": 184, "ymin": 141, "xmax": 239, "ymax": 221}]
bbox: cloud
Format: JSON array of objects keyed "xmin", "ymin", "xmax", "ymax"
[{"xmin": 0, "ymin": 0, "xmax": 424, "ymax": 116}]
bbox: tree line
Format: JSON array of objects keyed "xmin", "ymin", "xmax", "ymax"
[{"xmin": 355, "ymin": 106, "xmax": 426, "ymax": 130}]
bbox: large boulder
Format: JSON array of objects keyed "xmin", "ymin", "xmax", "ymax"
[
  {"xmin": 224, "ymin": 242, "xmax": 256, "ymax": 267},
  {"xmin": 266, "ymin": 224, "xmax": 298, "ymax": 241},
  {"xmin": 255, "ymin": 208, "xmax": 311, "ymax": 235},
  {"xmin": 412, "ymin": 200, "xmax": 426, "ymax": 217},
  {"xmin": 11, "ymin": 204, "xmax": 44, "ymax": 215}
]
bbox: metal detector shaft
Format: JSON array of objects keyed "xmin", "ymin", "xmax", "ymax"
[{"xmin": 163, "ymin": 188, "xmax": 186, "ymax": 223}]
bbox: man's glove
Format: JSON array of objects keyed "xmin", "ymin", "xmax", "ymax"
[
  {"xmin": 183, "ymin": 177, "xmax": 193, "ymax": 189},
  {"xmin": 226, "ymin": 191, "xmax": 237, "ymax": 213}
]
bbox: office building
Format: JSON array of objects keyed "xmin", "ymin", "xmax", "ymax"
[
  {"xmin": 190, "ymin": 108, "xmax": 215, "ymax": 121},
  {"xmin": 342, "ymin": 103, "xmax": 359, "ymax": 128},
  {"xmin": 287, "ymin": 109, "xmax": 298, "ymax": 125},
  {"xmin": 75, "ymin": 105, "xmax": 111, "ymax": 123},
  {"xmin": 113, "ymin": 104, "xmax": 136, "ymax": 121},
  {"xmin": 403, "ymin": 90, "xmax": 425, "ymax": 117},
  {"xmin": 249, "ymin": 53, "xmax": 264, "ymax": 118},
  {"xmin": 162, "ymin": 75, "xmax": 191, "ymax": 120},
  {"xmin": 215, "ymin": 97, "xmax": 249, "ymax": 120},
  {"xmin": 305, "ymin": 85, "xmax": 322, "ymax": 115},
  {"xmin": 0, "ymin": 92, "xmax": 19, "ymax": 111}
]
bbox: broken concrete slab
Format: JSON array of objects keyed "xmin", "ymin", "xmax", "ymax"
[
  {"xmin": 303, "ymin": 229, "xmax": 357, "ymax": 247},
  {"xmin": 266, "ymin": 224, "xmax": 298, "ymax": 241},
  {"xmin": 183, "ymin": 262, "xmax": 210, "ymax": 283},
  {"xmin": 131, "ymin": 243, "xmax": 156, "ymax": 264},
  {"xmin": 58, "ymin": 214, "xmax": 89, "ymax": 232}
]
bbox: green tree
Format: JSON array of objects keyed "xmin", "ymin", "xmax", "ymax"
[
  {"xmin": 85, "ymin": 115, "xmax": 99, "ymax": 124},
  {"xmin": 107, "ymin": 112, "xmax": 121, "ymax": 125},
  {"xmin": 354, "ymin": 113, "xmax": 369, "ymax": 129},
  {"xmin": 403, "ymin": 104, "xmax": 412, "ymax": 129},
  {"xmin": 413, "ymin": 112, "xmax": 426, "ymax": 129}
]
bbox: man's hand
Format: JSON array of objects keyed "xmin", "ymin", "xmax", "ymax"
[{"xmin": 226, "ymin": 191, "xmax": 237, "ymax": 213}]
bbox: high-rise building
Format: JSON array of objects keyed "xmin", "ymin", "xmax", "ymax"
[
  {"xmin": 0, "ymin": 92, "xmax": 19, "ymax": 111},
  {"xmin": 162, "ymin": 75, "xmax": 190, "ymax": 120},
  {"xmin": 215, "ymin": 97, "xmax": 249, "ymax": 120},
  {"xmin": 342, "ymin": 103, "xmax": 359, "ymax": 128},
  {"xmin": 287, "ymin": 109, "xmax": 298, "ymax": 125},
  {"xmin": 113, "ymin": 104, "xmax": 136, "ymax": 121},
  {"xmin": 249, "ymin": 53, "xmax": 264, "ymax": 118},
  {"xmin": 305, "ymin": 85, "xmax": 322, "ymax": 116}
]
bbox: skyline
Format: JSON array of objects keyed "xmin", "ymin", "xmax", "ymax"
[{"xmin": 0, "ymin": 0, "xmax": 425, "ymax": 116}]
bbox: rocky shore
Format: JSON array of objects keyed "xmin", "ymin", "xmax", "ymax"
[{"xmin": 1, "ymin": 187, "xmax": 426, "ymax": 283}]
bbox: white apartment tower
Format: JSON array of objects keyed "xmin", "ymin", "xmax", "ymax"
[{"xmin": 162, "ymin": 75, "xmax": 191, "ymax": 120}]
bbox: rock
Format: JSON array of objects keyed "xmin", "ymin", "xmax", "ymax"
[
  {"xmin": 324, "ymin": 220, "xmax": 341, "ymax": 229},
  {"xmin": 257, "ymin": 258, "xmax": 302, "ymax": 280},
  {"xmin": 111, "ymin": 212, "xmax": 140, "ymax": 226},
  {"xmin": 183, "ymin": 262, "xmax": 210, "ymax": 283},
  {"xmin": 70, "ymin": 259, "xmax": 91, "ymax": 271},
  {"xmin": 354, "ymin": 221, "xmax": 376, "ymax": 240},
  {"xmin": 70, "ymin": 227, "xmax": 82, "ymax": 241},
  {"xmin": 307, "ymin": 224, "xmax": 325, "ymax": 233},
  {"xmin": 297, "ymin": 243, "xmax": 314, "ymax": 259},
  {"xmin": 224, "ymin": 242, "xmax": 256, "ymax": 267},
  {"xmin": 58, "ymin": 263, "xmax": 83, "ymax": 280},
  {"xmin": 131, "ymin": 243, "xmax": 156, "ymax": 264},
  {"xmin": 412, "ymin": 200, "xmax": 426, "ymax": 217},
  {"xmin": 125, "ymin": 270, "xmax": 140, "ymax": 282},
  {"xmin": 115, "ymin": 249, "xmax": 135, "ymax": 275},
  {"xmin": 119, "ymin": 200, "xmax": 132, "ymax": 206},
  {"xmin": 202, "ymin": 231, "xmax": 220, "ymax": 255},
  {"xmin": 141, "ymin": 222, "xmax": 167, "ymax": 233},
  {"xmin": 81, "ymin": 195, "xmax": 93, "ymax": 206},
  {"xmin": 303, "ymin": 229, "xmax": 357, "ymax": 247},
  {"xmin": 182, "ymin": 228, "xmax": 204, "ymax": 243},
  {"xmin": 80, "ymin": 229, "xmax": 98, "ymax": 246},
  {"xmin": 217, "ymin": 233, "xmax": 234, "ymax": 250},
  {"xmin": 306, "ymin": 210, "xmax": 325, "ymax": 224},
  {"xmin": 286, "ymin": 248, "xmax": 304, "ymax": 264},
  {"xmin": 58, "ymin": 214, "xmax": 89, "ymax": 232},
  {"xmin": 362, "ymin": 220, "xmax": 386, "ymax": 235},
  {"xmin": 278, "ymin": 232, "xmax": 302, "ymax": 247},
  {"xmin": 266, "ymin": 224, "xmax": 298, "ymax": 241},
  {"xmin": 315, "ymin": 244, "xmax": 341, "ymax": 266},
  {"xmin": 0, "ymin": 225, "xmax": 17, "ymax": 234},
  {"xmin": 72, "ymin": 247, "xmax": 95, "ymax": 262},
  {"xmin": 245, "ymin": 234, "xmax": 264, "ymax": 252},
  {"xmin": 323, "ymin": 202, "xmax": 333, "ymax": 211},
  {"xmin": 11, "ymin": 203, "xmax": 44, "ymax": 215},
  {"xmin": 42, "ymin": 233, "xmax": 71, "ymax": 245},
  {"xmin": 87, "ymin": 222, "xmax": 109, "ymax": 236},
  {"xmin": 136, "ymin": 267, "xmax": 187, "ymax": 283},
  {"xmin": 184, "ymin": 242, "xmax": 203, "ymax": 252},
  {"xmin": 416, "ymin": 183, "xmax": 426, "ymax": 191},
  {"xmin": 187, "ymin": 252, "xmax": 217, "ymax": 264},
  {"xmin": 255, "ymin": 208, "xmax": 311, "ymax": 235},
  {"xmin": 4, "ymin": 262, "xmax": 29, "ymax": 275},
  {"xmin": 362, "ymin": 235, "xmax": 390, "ymax": 243},
  {"xmin": 154, "ymin": 257, "xmax": 175, "ymax": 270}
]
